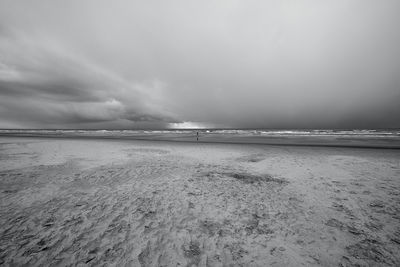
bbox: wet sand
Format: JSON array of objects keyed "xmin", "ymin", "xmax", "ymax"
[
  {"xmin": 0, "ymin": 137, "xmax": 400, "ymax": 266},
  {"xmin": 1, "ymin": 130, "xmax": 400, "ymax": 149}
]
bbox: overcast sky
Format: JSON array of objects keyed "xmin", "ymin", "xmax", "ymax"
[{"xmin": 0, "ymin": 0, "xmax": 399, "ymax": 129}]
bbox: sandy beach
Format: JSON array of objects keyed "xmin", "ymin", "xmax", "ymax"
[{"xmin": 0, "ymin": 137, "xmax": 400, "ymax": 266}]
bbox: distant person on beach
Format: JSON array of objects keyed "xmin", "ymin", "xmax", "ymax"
[{"xmin": 197, "ymin": 131, "xmax": 199, "ymax": 141}]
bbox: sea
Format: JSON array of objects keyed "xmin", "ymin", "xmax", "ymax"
[{"xmin": 0, "ymin": 128, "xmax": 399, "ymax": 138}]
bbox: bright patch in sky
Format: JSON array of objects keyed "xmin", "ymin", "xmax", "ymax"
[{"xmin": 169, "ymin": 122, "xmax": 207, "ymax": 129}]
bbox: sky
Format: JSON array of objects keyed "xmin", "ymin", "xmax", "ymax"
[{"xmin": 0, "ymin": 0, "xmax": 399, "ymax": 129}]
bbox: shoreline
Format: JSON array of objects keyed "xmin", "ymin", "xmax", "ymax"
[{"xmin": 1, "ymin": 134, "xmax": 400, "ymax": 149}]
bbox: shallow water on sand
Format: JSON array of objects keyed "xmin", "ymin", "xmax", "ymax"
[{"xmin": 1, "ymin": 129, "xmax": 400, "ymax": 149}]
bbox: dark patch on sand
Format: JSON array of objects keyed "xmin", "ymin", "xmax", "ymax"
[
  {"xmin": 138, "ymin": 241, "xmax": 151, "ymax": 267},
  {"xmin": 345, "ymin": 239, "xmax": 396, "ymax": 265},
  {"xmin": 326, "ymin": 218, "xmax": 346, "ymax": 230},
  {"xmin": 228, "ymin": 173, "xmax": 286, "ymax": 184},
  {"xmin": 199, "ymin": 219, "xmax": 221, "ymax": 236},
  {"xmin": 200, "ymin": 171, "xmax": 287, "ymax": 185},
  {"xmin": 183, "ymin": 241, "xmax": 202, "ymax": 266},
  {"xmin": 236, "ymin": 153, "xmax": 266, "ymax": 163}
]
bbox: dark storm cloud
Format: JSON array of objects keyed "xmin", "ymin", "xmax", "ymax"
[
  {"xmin": 0, "ymin": 0, "xmax": 399, "ymax": 129},
  {"xmin": 0, "ymin": 25, "xmax": 180, "ymax": 128}
]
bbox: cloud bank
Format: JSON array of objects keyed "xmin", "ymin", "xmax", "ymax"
[{"xmin": 0, "ymin": 0, "xmax": 399, "ymax": 129}]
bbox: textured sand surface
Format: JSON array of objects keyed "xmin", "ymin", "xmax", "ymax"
[{"xmin": 0, "ymin": 137, "xmax": 400, "ymax": 266}]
